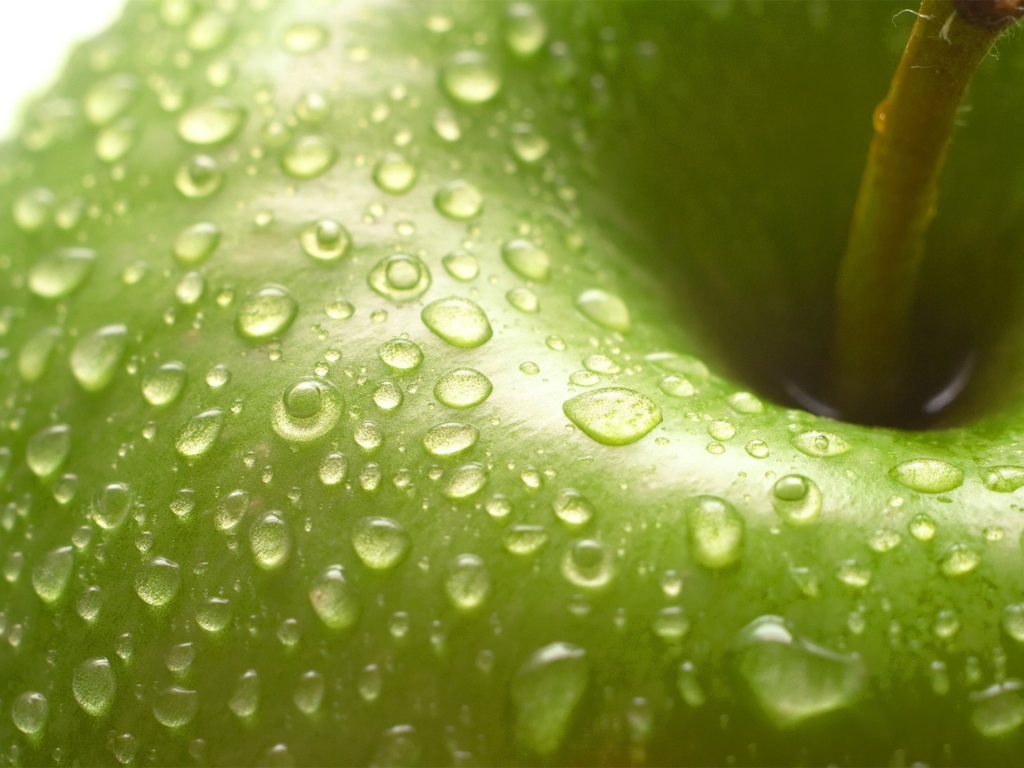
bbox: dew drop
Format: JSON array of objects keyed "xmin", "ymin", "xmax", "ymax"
[
  {"xmin": 174, "ymin": 222, "xmax": 221, "ymax": 265},
  {"xmin": 29, "ymin": 247, "xmax": 95, "ymax": 299},
  {"xmin": 351, "ymin": 517, "xmax": 410, "ymax": 571},
  {"xmin": 971, "ymin": 681, "xmax": 1024, "ymax": 738},
  {"xmin": 175, "ymin": 408, "xmax": 224, "ymax": 458},
  {"xmin": 214, "ymin": 490, "xmax": 249, "ymax": 532},
  {"xmin": 134, "ymin": 556, "xmax": 181, "ymax": 607},
  {"xmin": 561, "ymin": 539, "xmax": 615, "ymax": 588},
  {"xmin": 378, "ymin": 338, "xmax": 424, "ymax": 371},
  {"xmin": 791, "ymin": 430, "xmax": 850, "ymax": 458},
  {"xmin": 249, "ymin": 512, "xmax": 292, "ymax": 570},
  {"xmin": 652, "ymin": 606, "xmax": 690, "ymax": 642},
  {"xmin": 12, "ymin": 691, "xmax": 48, "ymax": 735},
  {"xmin": 309, "ymin": 565, "xmax": 360, "ymax": 630},
  {"xmin": 707, "ymin": 420, "xmax": 735, "ymax": 441},
  {"xmin": 229, "ymin": 670, "xmax": 259, "ymax": 719},
  {"xmin": 678, "ymin": 661, "xmax": 706, "ymax": 707},
  {"xmin": 575, "ymin": 289, "xmax": 630, "ymax": 333},
  {"xmin": 512, "ymin": 642, "xmax": 588, "ymax": 756},
  {"xmin": 505, "ymin": 3, "xmax": 548, "ymax": 58},
  {"xmin": 294, "ymin": 671, "xmax": 325, "ymax": 715},
  {"xmin": 196, "ymin": 597, "xmax": 232, "ymax": 633},
  {"xmin": 177, "ymin": 97, "xmax": 246, "ymax": 145},
  {"xmin": 502, "ymin": 238, "xmax": 550, "ymax": 282},
  {"xmin": 939, "ymin": 543, "xmax": 979, "ymax": 577},
  {"xmin": 908, "ymin": 512, "xmax": 937, "ymax": 541},
  {"xmin": 26, "ymin": 424, "xmax": 71, "ymax": 479},
  {"xmin": 440, "ymin": 51, "xmax": 502, "ymax": 104},
  {"xmin": 153, "ymin": 686, "xmax": 198, "ymax": 728},
  {"xmin": 368, "ymin": 254, "xmax": 431, "ymax": 302},
  {"xmin": 442, "ymin": 249, "xmax": 479, "ymax": 281},
  {"xmin": 434, "ymin": 180, "xmax": 484, "ymax": 220},
  {"xmin": 32, "ymin": 546, "xmax": 73, "ymax": 604},
  {"xmin": 12, "ymin": 187, "xmax": 55, "ymax": 231},
  {"xmin": 507, "ymin": 287, "xmax": 539, "ymax": 313},
  {"xmin": 236, "ymin": 284, "xmax": 298, "ymax": 340},
  {"xmin": 422, "ymin": 296, "xmax": 492, "ymax": 348},
  {"xmin": 70, "ymin": 324, "xmax": 128, "ymax": 392},
  {"xmin": 73, "ymin": 658, "xmax": 116, "ymax": 717},
  {"xmin": 434, "ymin": 368, "xmax": 492, "ymax": 408},
  {"xmin": 890, "ymin": 458, "xmax": 964, "ymax": 493},
  {"xmin": 866, "ymin": 527, "xmax": 902, "ymax": 553},
  {"xmin": 373, "ymin": 152, "xmax": 418, "ymax": 194},
  {"xmin": 423, "ymin": 422, "xmax": 478, "ymax": 457},
  {"xmin": 444, "ymin": 553, "xmax": 491, "ymax": 611},
  {"xmin": 175, "ymin": 154, "xmax": 223, "ymax": 198},
  {"xmin": 1005, "ymin": 604, "xmax": 1024, "ymax": 642},
  {"xmin": 563, "ymin": 387, "xmax": 662, "ymax": 446},
  {"xmin": 685, "ymin": 495, "xmax": 744, "ymax": 569},
  {"xmin": 84, "ymin": 74, "xmax": 138, "ymax": 126},
  {"xmin": 300, "ymin": 219, "xmax": 350, "ymax": 262},
  {"xmin": 443, "ymin": 462, "xmax": 488, "ymax": 499},
  {"xmin": 552, "ymin": 489, "xmax": 594, "ymax": 526},
  {"xmin": 92, "ymin": 482, "xmax": 132, "ymax": 530},
  {"xmin": 658, "ymin": 375, "xmax": 695, "ymax": 398},
  {"xmin": 771, "ymin": 475, "xmax": 822, "ymax": 526},
  {"xmin": 503, "ymin": 525, "xmax": 549, "ymax": 556},
  {"xmin": 282, "ymin": 21, "xmax": 329, "ymax": 54},
  {"xmin": 509, "ymin": 123, "xmax": 550, "ymax": 164},
  {"xmin": 271, "ymin": 377, "xmax": 343, "ymax": 443},
  {"xmin": 281, "ymin": 135, "xmax": 337, "ymax": 179},
  {"xmin": 18, "ymin": 326, "xmax": 62, "ymax": 383},
  {"xmin": 318, "ymin": 452, "xmax": 348, "ymax": 486}
]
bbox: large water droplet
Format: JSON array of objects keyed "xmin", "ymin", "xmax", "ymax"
[
  {"xmin": 229, "ymin": 670, "xmax": 259, "ymax": 719},
  {"xmin": 512, "ymin": 643, "xmax": 588, "ymax": 756},
  {"xmin": 502, "ymin": 238, "xmax": 550, "ymax": 282},
  {"xmin": 32, "ymin": 546, "xmax": 73, "ymax": 604},
  {"xmin": 890, "ymin": 459, "xmax": 963, "ymax": 493},
  {"xmin": 372, "ymin": 380, "xmax": 403, "ymax": 411},
  {"xmin": 373, "ymin": 152, "xmax": 418, "ymax": 194},
  {"xmin": 26, "ymin": 424, "xmax": 71, "ymax": 479},
  {"xmin": 300, "ymin": 219, "xmax": 350, "ymax": 262},
  {"xmin": 249, "ymin": 512, "xmax": 292, "ymax": 570},
  {"xmin": 236, "ymin": 284, "xmax": 297, "ymax": 340},
  {"xmin": 378, "ymin": 339, "xmax": 424, "ymax": 371},
  {"xmin": 442, "ymin": 249, "xmax": 479, "ymax": 281},
  {"xmin": 984, "ymin": 466, "xmax": 1024, "ymax": 493},
  {"xmin": 309, "ymin": 565, "xmax": 360, "ymax": 630},
  {"xmin": 142, "ymin": 361, "xmax": 187, "ymax": 406},
  {"xmin": 175, "ymin": 409, "xmax": 224, "ymax": 458},
  {"xmin": 971, "ymin": 681, "xmax": 1024, "ymax": 738},
  {"xmin": 561, "ymin": 539, "xmax": 615, "ymax": 588},
  {"xmin": 294, "ymin": 671, "xmax": 325, "ymax": 715},
  {"xmin": 214, "ymin": 490, "xmax": 249, "ymax": 532},
  {"xmin": 29, "ymin": 247, "xmax": 95, "ymax": 299},
  {"xmin": 771, "ymin": 475, "xmax": 822, "ymax": 525},
  {"xmin": 435, "ymin": 368, "xmax": 492, "ymax": 408},
  {"xmin": 271, "ymin": 377, "xmax": 343, "ymax": 443},
  {"xmin": 177, "ymin": 97, "xmax": 246, "ymax": 145},
  {"xmin": 70, "ymin": 324, "xmax": 128, "ymax": 392},
  {"xmin": 153, "ymin": 686, "xmax": 198, "ymax": 728},
  {"xmin": 92, "ymin": 482, "xmax": 132, "ymax": 530},
  {"xmin": 134, "ymin": 556, "xmax": 181, "ymax": 607},
  {"xmin": 368, "ymin": 254, "xmax": 431, "ymax": 301},
  {"xmin": 11, "ymin": 691, "xmax": 48, "ymax": 735},
  {"xmin": 440, "ymin": 51, "xmax": 502, "ymax": 104},
  {"xmin": 281, "ymin": 135, "xmax": 337, "ymax": 179},
  {"xmin": 791, "ymin": 430, "xmax": 850, "ymax": 458},
  {"xmin": 174, "ymin": 222, "xmax": 221, "ymax": 265},
  {"xmin": 563, "ymin": 387, "xmax": 662, "ymax": 446},
  {"xmin": 443, "ymin": 463, "xmax": 488, "ymax": 499},
  {"xmin": 351, "ymin": 517, "xmax": 410, "ymax": 571},
  {"xmin": 73, "ymin": 657, "xmax": 116, "ymax": 717},
  {"xmin": 422, "ymin": 296, "xmax": 492, "ymax": 348},
  {"xmin": 685, "ymin": 496, "xmax": 744, "ymax": 569},
  {"xmin": 434, "ymin": 180, "xmax": 483, "ymax": 220},
  {"xmin": 422, "ymin": 422, "xmax": 478, "ymax": 457},
  {"xmin": 575, "ymin": 289, "xmax": 630, "ymax": 333},
  {"xmin": 444, "ymin": 554, "xmax": 491, "ymax": 611},
  {"xmin": 734, "ymin": 616, "xmax": 866, "ymax": 728},
  {"xmin": 196, "ymin": 597, "xmax": 232, "ymax": 633}
]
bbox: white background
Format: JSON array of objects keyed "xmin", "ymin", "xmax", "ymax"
[{"xmin": 0, "ymin": 0, "xmax": 125, "ymax": 137}]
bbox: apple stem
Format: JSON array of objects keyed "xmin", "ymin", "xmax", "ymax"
[{"xmin": 832, "ymin": 0, "xmax": 1021, "ymax": 423}]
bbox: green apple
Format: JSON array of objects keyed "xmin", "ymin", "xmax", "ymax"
[{"xmin": 4, "ymin": 0, "xmax": 1024, "ymax": 765}]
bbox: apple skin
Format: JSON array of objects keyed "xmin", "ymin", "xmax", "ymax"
[{"xmin": 2, "ymin": 0, "xmax": 1024, "ymax": 765}]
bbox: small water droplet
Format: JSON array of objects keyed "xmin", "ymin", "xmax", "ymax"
[
  {"xmin": 271, "ymin": 377, "xmax": 343, "ymax": 443},
  {"xmin": 511, "ymin": 642, "xmax": 588, "ymax": 756},
  {"xmin": 309, "ymin": 565, "xmax": 360, "ymax": 630},
  {"xmin": 318, "ymin": 452, "xmax": 348, "ymax": 486},
  {"xmin": 236, "ymin": 284, "xmax": 297, "ymax": 340},
  {"xmin": 196, "ymin": 597, "xmax": 232, "ymax": 633},
  {"xmin": 175, "ymin": 154, "xmax": 223, "ymax": 198},
  {"xmin": 134, "ymin": 556, "xmax": 181, "ymax": 607},
  {"xmin": 421, "ymin": 296, "xmax": 492, "ymax": 348},
  {"xmin": 281, "ymin": 135, "xmax": 337, "ymax": 179},
  {"xmin": 658, "ymin": 375, "xmax": 695, "ymax": 398},
  {"xmin": 505, "ymin": 3, "xmax": 548, "ymax": 58},
  {"xmin": 442, "ymin": 249, "xmax": 479, "ymax": 281},
  {"xmin": 432, "ymin": 107, "xmax": 462, "ymax": 142},
  {"xmin": 502, "ymin": 238, "xmax": 550, "ymax": 282},
  {"xmin": 92, "ymin": 482, "xmax": 132, "ymax": 530},
  {"xmin": 792, "ymin": 430, "xmax": 850, "ymax": 458},
  {"xmin": 282, "ymin": 22, "xmax": 329, "ymax": 54},
  {"xmin": 249, "ymin": 512, "xmax": 292, "ymax": 570},
  {"xmin": 229, "ymin": 670, "xmax": 259, "ymax": 719},
  {"xmin": 939, "ymin": 543, "xmax": 979, "ymax": 577},
  {"xmin": 294, "ymin": 671, "xmax": 325, "ymax": 715},
  {"xmin": 29, "ymin": 247, "xmax": 95, "ymax": 299},
  {"xmin": 177, "ymin": 97, "xmax": 246, "ymax": 145},
  {"xmin": 32, "ymin": 546, "xmax": 73, "ymax": 604},
  {"xmin": 503, "ymin": 525, "xmax": 549, "ymax": 555},
  {"xmin": 908, "ymin": 512, "xmax": 937, "ymax": 541},
  {"xmin": 85, "ymin": 74, "xmax": 139, "ymax": 126},
  {"xmin": 685, "ymin": 496, "xmax": 744, "ymax": 569},
  {"xmin": 771, "ymin": 475, "xmax": 822, "ymax": 525},
  {"xmin": 552, "ymin": 489, "xmax": 594, "ymax": 526},
  {"xmin": 728, "ymin": 391, "xmax": 764, "ymax": 414},
  {"xmin": 440, "ymin": 51, "xmax": 502, "ymax": 104},
  {"xmin": 434, "ymin": 180, "xmax": 483, "ymax": 220},
  {"xmin": 443, "ymin": 462, "xmax": 488, "ymax": 499},
  {"xmin": 368, "ymin": 254, "xmax": 431, "ymax": 301},
  {"xmin": 890, "ymin": 459, "xmax": 964, "ymax": 493},
  {"xmin": 509, "ymin": 123, "xmax": 550, "ymax": 164},
  {"xmin": 378, "ymin": 338, "xmax": 424, "ymax": 371},
  {"xmin": 26, "ymin": 424, "xmax": 71, "ymax": 479},
  {"xmin": 214, "ymin": 490, "xmax": 249, "ymax": 532},
  {"xmin": 70, "ymin": 324, "xmax": 128, "ymax": 392},
  {"xmin": 867, "ymin": 527, "xmax": 902, "ymax": 553},
  {"xmin": 677, "ymin": 661, "xmax": 706, "ymax": 707},
  {"xmin": 153, "ymin": 686, "xmax": 198, "ymax": 728},
  {"xmin": 422, "ymin": 422, "xmax": 478, "ymax": 457},
  {"xmin": 563, "ymin": 387, "xmax": 662, "ymax": 446},
  {"xmin": 300, "ymin": 219, "xmax": 351, "ymax": 262},
  {"xmin": 561, "ymin": 539, "xmax": 615, "ymax": 588},
  {"xmin": 18, "ymin": 326, "xmax": 61, "ymax": 383},
  {"xmin": 373, "ymin": 152, "xmax": 418, "ymax": 194},
  {"xmin": 575, "ymin": 289, "xmax": 630, "ymax": 333},
  {"xmin": 11, "ymin": 691, "xmax": 48, "ymax": 735},
  {"xmin": 175, "ymin": 408, "xmax": 224, "ymax": 458},
  {"xmin": 434, "ymin": 368, "xmax": 492, "ymax": 408},
  {"xmin": 174, "ymin": 222, "xmax": 221, "ymax": 265},
  {"xmin": 351, "ymin": 517, "xmax": 410, "ymax": 571},
  {"xmin": 73, "ymin": 657, "xmax": 116, "ymax": 717},
  {"xmin": 444, "ymin": 554, "xmax": 491, "ymax": 611},
  {"xmin": 971, "ymin": 681, "xmax": 1024, "ymax": 738}
]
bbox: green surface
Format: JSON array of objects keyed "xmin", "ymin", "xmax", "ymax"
[{"xmin": 3, "ymin": 1, "xmax": 1024, "ymax": 765}]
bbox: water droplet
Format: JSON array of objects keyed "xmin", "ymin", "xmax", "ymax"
[
  {"xmin": 26, "ymin": 424, "xmax": 71, "ymax": 478},
  {"xmin": 502, "ymin": 239, "xmax": 550, "ymax": 282},
  {"xmin": 506, "ymin": 287, "xmax": 538, "ymax": 313},
  {"xmin": 153, "ymin": 686, "xmax": 198, "ymax": 728},
  {"xmin": 175, "ymin": 154, "xmax": 223, "ymax": 198},
  {"xmin": 771, "ymin": 475, "xmax": 822, "ymax": 526},
  {"xmin": 309, "ymin": 565, "xmax": 360, "ymax": 630},
  {"xmin": 575, "ymin": 289, "xmax": 630, "ymax": 333},
  {"xmin": 866, "ymin": 527, "xmax": 902, "ymax": 553},
  {"xmin": 73, "ymin": 658, "xmax": 116, "ymax": 717},
  {"xmin": 12, "ymin": 691, "xmax": 48, "ymax": 735},
  {"xmin": 933, "ymin": 609, "xmax": 960, "ymax": 639},
  {"xmin": 70, "ymin": 324, "xmax": 128, "ymax": 392},
  {"xmin": 908, "ymin": 512, "xmax": 937, "ymax": 541},
  {"xmin": 678, "ymin": 661, "xmax": 706, "ymax": 707},
  {"xmin": 359, "ymin": 664, "xmax": 383, "ymax": 702},
  {"xmin": 440, "ymin": 51, "xmax": 502, "ymax": 104},
  {"xmin": 353, "ymin": 421, "xmax": 384, "ymax": 452},
  {"xmin": 792, "ymin": 430, "xmax": 850, "ymax": 458},
  {"xmin": 350, "ymin": 517, "xmax": 410, "ymax": 571},
  {"xmin": 378, "ymin": 338, "xmax": 424, "ymax": 371},
  {"xmin": 318, "ymin": 452, "xmax": 348, "ymax": 486},
  {"xmin": 658, "ymin": 375, "xmax": 695, "ymax": 398},
  {"xmin": 734, "ymin": 616, "xmax": 866, "ymax": 728},
  {"xmin": 29, "ymin": 247, "xmax": 95, "ymax": 299},
  {"xmin": 92, "ymin": 482, "xmax": 132, "ymax": 530},
  {"xmin": 174, "ymin": 222, "xmax": 221, "ymax": 265},
  {"xmin": 249, "ymin": 512, "xmax": 292, "ymax": 570},
  {"xmin": 282, "ymin": 135, "xmax": 337, "ymax": 179},
  {"xmin": 294, "ymin": 671, "xmax": 325, "ymax": 715},
  {"xmin": 434, "ymin": 180, "xmax": 483, "ymax": 220},
  {"xmin": 229, "ymin": 670, "xmax": 259, "ymax": 719},
  {"xmin": 236, "ymin": 284, "xmax": 297, "ymax": 340},
  {"xmin": 509, "ymin": 123, "xmax": 550, "ymax": 164},
  {"xmin": 505, "ymin": 3, "xmax": 548, "ymax": 58},
  {"xmin": 134, "ymin": 556, "xmax": 181, "ymax": 607},
  {"xmin": 373, "ymin": 152, "xmax": 418, "ymax": 194},
  {"xmin": 1005, "ymin": 604, "xmax": 1024, "ymax": 643},
  {"xmin": 552, "ymin": 489, "xmax": 594, "ymax": 526},
  {"xmin": 12, "ymin": 187, "xmax": 55, "ymax": 231},
  {"xmin": 745, "ymin": 439, "xmax": 770, "ymax": 458},
  {"xmin": 971, "ymin": 681, "xmax": 1024, "ymax": 738},
  {"xmin": 186, "ymin": 11, "xmax": 231, "ymax": 51},
  {"xmin": 561, "ymin": 539, "xmax": 615, "ymax": 588},
  {"xmin": 503, "ymin": 525, "xmax": 549, "ymax": 556},
  {"xmin": 300, "ymin": 219, "xmax": 351, "ymax": 262},
  {"xmin": 939, "ymin": 543, "xmax": 979, "ymax": 577},
  {"xmin": 728, "ymin": 391, "xmax": 764, "ymax": 414},
  {"xmin": 707, "ymin": 420, "xmax": 735, "ymax": 441},
  {"xmin": 368, "ymin": 254, "xmax": 431, "ymax": 301},
  {"xmin": 486, "ymin": 494, "xmax": 513, "ymax": 519},
  {"xmin": 836, "ymin": 559, "xmax": 872, "ymax": 588},
  {"xmin": 443, "ymin": 462, "xmax": 488, "ymax": 499},
  {"xmin": 652, "ymin": 606, "xmax": 690, "ymax": 642},
  {"xmin": 435, "ymin": 368, "xmax": 492, "ymax": 408},
  {"xmin": 196, "ymin": 597, "xmax": 232, "ymax": 633},
  {"xmin": 890, "ymin": 458, "xmax": 964, "ymax": 493},
  {"xmin": 685, "ymin": 495, "xmax": 744, "ymax": 569},
  {"xmin": 444, "ymin": 554, "xmax": 491, "ymax": 611},
  {"xmin": 175, "ymin": 408, "xmax": 224, "ymax": 458},
  {"xmin": 32, "ymin": 546, "xmax": 73, "ymax": 604},
  {"xmin": 511, "ymin": 642, "xmax": 588, "ymax": 755},
  {"xmin": 423, "ymin": 422, "xmax": 478, "ymax": 457},
  {"xmin": 270, "ymin": 377, "xmax": 343, "ymax": 443},
  {"xmin": 282, "ymin": 22, "xmax": 329, "ymax": 54},
  {"xmin": 442, "ymin": 249, "xmax": 479, "ymax": 281},
  {"xmin": 422, "ymin": 296, "xmax": 492, "ymax": 348},
  {"xmin": 563, "ymin": 387, "xmax": 662, "ymax": 445},
  {"xmin": 214, "ymin": 490, "xmax": 249, "ymax": 532},
  {"xmin": 177, "ymin": 97, "xmax": 245, "ymax": 145},
  {"xmin": 18, "ymin": 326, "xmax": 62, "ymax": 383},
  {"xmin": 84, "ymin": 74, "xmax": 139, "ymax": 126},
  {"xmin": 432, "ymin": 107, "xmax": 462, "ymax": 142}
]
